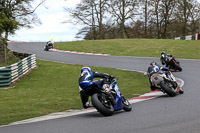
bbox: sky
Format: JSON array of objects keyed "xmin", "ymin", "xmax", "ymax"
[{"xmin": 9, "ymin": 0, "xmax": 82, "ymax": 42}]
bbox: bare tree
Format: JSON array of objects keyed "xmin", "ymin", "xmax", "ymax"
[
  {"xmin": 149, "ymin": 0, "xmax": 162, "ymax": 38},
  {"xmin": 161, "ymin": 0, "xmax": 177, "ymax": 38},
  {"xmin": 64, "ymin": 0, "xmax": 108, "ymax": 40},
  {"xmin": 93, "ymin": 0, "xmax": 108, "ymax": 39},
  {"xmin": 143, "ymin": 0, "xmax": 148, "ymax": 37},
  {"xmin": 174, "ymin": 0, "xmax": 196, "ymax": 36},
  {"xmin": 187, "ymin": 0, "xmax": 200, "ymax": 34},
  {"xmin": 108, "ymin": 0, "xmax": 139, "ymax": 38},
  {"xmin": 140, "ymin": 0, "xmax": 152, "ymax": 38}
]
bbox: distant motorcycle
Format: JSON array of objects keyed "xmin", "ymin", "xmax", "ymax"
[
  {"xmin": 80, "ymin": 76, "xmax": 132, "ymax": 116},
  {"xmin": 160, "ymin": 53, "xmax": 182, "ymax": 71},
  {"xmin": 44, "ymin": 41, "xmax": 54, "ymax": 51},
  {"xmin": 149, "ymin": 70, "xmax": 183, "ymax": 97}
]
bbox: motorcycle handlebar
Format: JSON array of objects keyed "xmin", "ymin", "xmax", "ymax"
[{"xmin": 106, "ymin": 75, "xmax": 115, "ymax": 82}]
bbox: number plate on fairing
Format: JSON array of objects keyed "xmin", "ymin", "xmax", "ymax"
[{"xmin": 151, "ymin": 74, "xmax": 163, "ymax": 85}]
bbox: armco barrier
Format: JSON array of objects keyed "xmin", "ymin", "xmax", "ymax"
[{"xmin": 0, "ymin": 54, "xmax": 36, "ymax": 88}]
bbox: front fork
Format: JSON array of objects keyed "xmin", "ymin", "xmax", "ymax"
[
  {"xmin": 101, "ymin": 92, "xmax": 116, "ymax": 107},
  {"xmin": 166, "ymin": 71, "xmax": 178, "ymax": 89}
]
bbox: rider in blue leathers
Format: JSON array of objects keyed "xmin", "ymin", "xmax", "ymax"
[{"xmin": 78, "ymin": 67, "xmax": 112, "ymax": 109}]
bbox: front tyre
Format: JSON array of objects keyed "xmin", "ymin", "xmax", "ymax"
[
  {"xmin": 122, "ymin": 96, "xmax": 132, "ymax": 111},
  {"xmin": 44, "ymin": 46, "xmax": 47, "ymax": 51},
  {"xmin": 160, "ymin": 81, "xmax": 177, "ymax": 97},
  {"xmin": 179, "ymin": 89, "xmax": 184, "ymax": 94},
  {"xmin": 91, "ymin": 93, "xmax": 114, "ymax": 116},
  {"xmin": 44, "ymin": 45, "xmax": 49, "ymax": 51}
]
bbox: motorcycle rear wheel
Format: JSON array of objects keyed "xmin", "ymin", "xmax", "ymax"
[
  {"xmin": 160, "ymin": 81, "xmax": 177, "ymax": 97},
  {"xmin": 91, "ymin": 93, "xmax": 114, "ymax": 116},
  {"xmin": 174, "ymin": 61, "xmax": 182, "ymax": 71}
]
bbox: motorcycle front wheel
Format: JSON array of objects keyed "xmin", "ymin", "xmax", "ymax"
[
  {"xmin": 160, "ymin": 81, "xmax": 177, "ymax": 97},
  {"xmin": 91, "ymin": 93, "xmax": 114, "ymax": 116},
  {"xmin": 122, "ymin": 96, "xmax": 132, "ymax": 111},
  {"xmin": 44, "ymin": 45, "xmax": 49, "ymax": 51}
]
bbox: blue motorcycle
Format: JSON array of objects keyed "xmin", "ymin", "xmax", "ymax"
[{"xmin": 79, "ymin": 76, "xmax": 132, "ymax": 116}]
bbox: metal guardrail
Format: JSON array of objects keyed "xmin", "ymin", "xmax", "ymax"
[{"xmin": 0, "ymin": 54, "xmax": 36, "ymax": 88}]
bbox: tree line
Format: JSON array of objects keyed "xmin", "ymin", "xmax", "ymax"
[{"xmin": 65, "ymin": 0, "xmax": 200, "ymax": 40}]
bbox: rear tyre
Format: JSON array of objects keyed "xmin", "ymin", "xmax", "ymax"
[
  {"xmin": 91, "ymin": 93, "xmax": 114, "ymax": 116},
  {"xmin": 174, "ymin": 61, "xmax": 182, "ymax": 71},
  {"xmin": 160, "ymin": 81, "xmax": 177, "ymax": 97}
]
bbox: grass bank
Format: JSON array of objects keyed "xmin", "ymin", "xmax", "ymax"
[
  {"xmin": 55, "ymin": 39, "xmax": 200, "ymax": 59},
  {"xmin": 0, "ymin": 59, "xmax": 149, "ymax": 125},
  {"xmin": 0, "ymin": 50, "xmax": 19, "ymax": 67}
]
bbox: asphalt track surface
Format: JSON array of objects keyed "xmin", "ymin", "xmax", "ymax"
[{"xmin": 1, "ymin": 42, "xmax": 200, "ymax": 133}]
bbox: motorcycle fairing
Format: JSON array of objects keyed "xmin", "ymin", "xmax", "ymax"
[
  {"xmin": 111, "ymin": 81, "xmax": 123, "ymax": 111},
  {"xmin": 168, "ymin": 57, "xmax": 174, "ymax": 64},
  {"xmin": 79, "ymin": 81, "xmax": 101, "ymax": 91}
]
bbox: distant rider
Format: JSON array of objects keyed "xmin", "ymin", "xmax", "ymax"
[
  {"xmin": 47, "ymin": 39, "xmax": 54, "ymax": 48},
  {"xmin": 78, "ymin": 67, "xmax": 113, "ymax": 109},
  {"xmin": 160, "ymin": 51, "xmax": 174, "ymax": 67}
]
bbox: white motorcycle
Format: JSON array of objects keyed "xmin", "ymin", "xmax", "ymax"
[{"xmin": 149, "ymin": 71, "xmax": 183, "ymax": 97}]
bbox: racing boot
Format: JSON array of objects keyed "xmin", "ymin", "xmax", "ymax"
[
  {"xmin": 85, "ymin": 102, "xmax": 93, "ymax": 108},
  {"xmin": 175, "ymin": 86, "xmax": 184, "ymax": 94}
]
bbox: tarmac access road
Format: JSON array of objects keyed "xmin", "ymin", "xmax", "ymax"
[{"xmin": 0, "ymin": 42, "xmax": 200, "ymax": 133}]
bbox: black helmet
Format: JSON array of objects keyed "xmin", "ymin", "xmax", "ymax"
[
  {"xmin": 150, "ymin": 62, "xmax": 158, "ymax": 66},
  {"xmin": 161, "ymin": 51, "xmax": 165, "ymax": 55}
]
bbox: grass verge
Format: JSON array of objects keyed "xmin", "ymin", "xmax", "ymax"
[
  {"xmin": 55, "ymin": 39, "xmax": 200, "ymax": 59},
  {"xmin": 0, "ymin": 50, "xmax": 20, "ymax": 67},
  {"xmin": 0, "ymin": 59, "xmax": 149, "ymax": 125}
]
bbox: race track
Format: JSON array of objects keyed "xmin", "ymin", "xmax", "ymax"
[{"xmin": 1, "ymin": 42, "xmax": 200, "ymax": 133}]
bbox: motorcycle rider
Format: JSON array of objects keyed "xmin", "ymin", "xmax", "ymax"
[
  {"xmin": 78, "ymin": 67, "xmax": 113, "ymax": 109},
  {"xmin": 147, "ymin": 62, "xmax": 183, "ymax": 94},
  {"xmin": 147, "ymin": 62, "xmax": 168, "ymax": 91},
  {"xmin": 46, "ymin": 39, "xmax": 54, "ymax": 48},
  {"xmin": 160, "ymin": 51, "xmax": 174, "ymax": 67}
]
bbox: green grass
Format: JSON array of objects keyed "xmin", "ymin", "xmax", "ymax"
[
  {"xmin": 0, "ymin": 59, "xmax": 149, "ymax": 125},
  {"xmin": 55, "ymin": 39, "xmax": 200, "ymax": 59}
]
